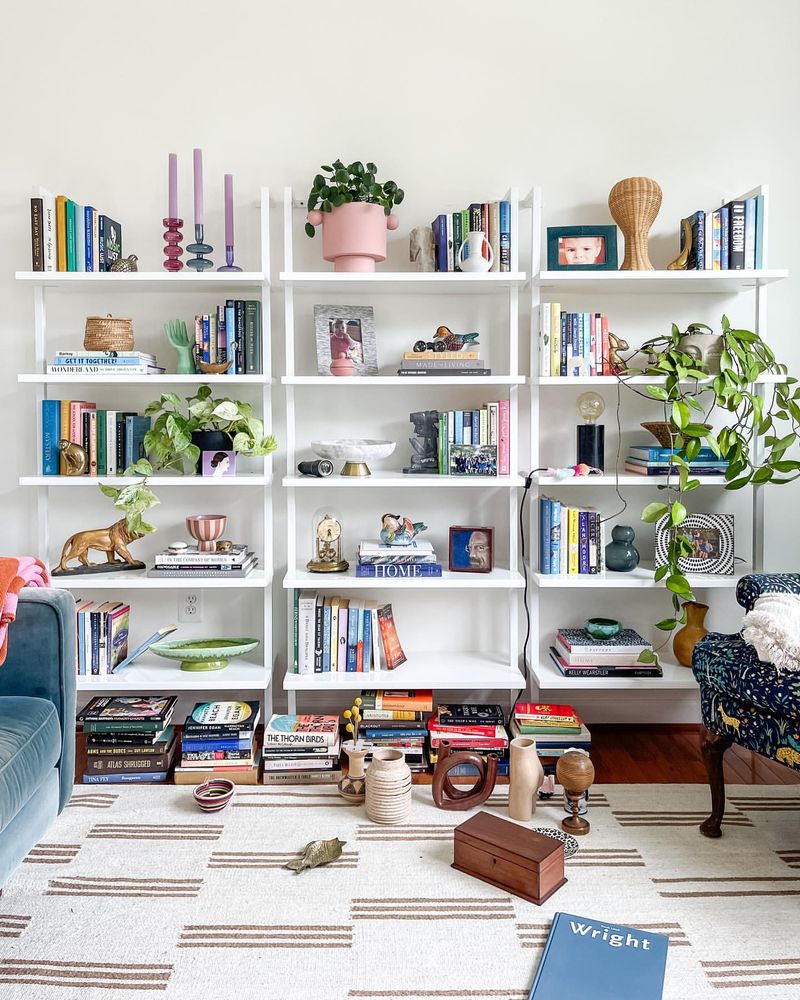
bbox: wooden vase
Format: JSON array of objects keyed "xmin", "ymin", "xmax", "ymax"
[
  {"xmin": 365, "ymin": 748, "xmax": 412, "ymax": 825},
  {"xmin": 508, "ymin": 737, "xmax": 545, "ymax": 822},
  {"xmin": 608, "ymin": 176, "xmax": 662, "ymax": 271},
  {"xmin": 673, "ymin": 601, "xmax": 709, "ymax": 668}
]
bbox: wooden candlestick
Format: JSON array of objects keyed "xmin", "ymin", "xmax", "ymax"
[{"xmin": 556, "ymin": 750, "xmax": 595, "ymax": 836}]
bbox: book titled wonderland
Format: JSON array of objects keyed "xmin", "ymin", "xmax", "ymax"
[{"xmin": 528, "ymin": 912, "xmax": 668, "ymax": 1000}]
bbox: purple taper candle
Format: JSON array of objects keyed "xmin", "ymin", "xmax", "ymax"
[
  {"xmin": 224, "ymin": 174, "xmax": 234, "ymax": 247},
  {"xmin": 168, "ymin": 153, "xmax": 177, "ymax": 219},
  {"xmin": 193, "ymin": 148, "xmax": 204, "ymax": 226}
]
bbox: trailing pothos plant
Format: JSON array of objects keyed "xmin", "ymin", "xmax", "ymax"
[
  {"xmin": 624, "ymin": 315, "xmax": 799, "ymax": 658},
  {"xmin": 98, "ymin": 459, "xmax": 160, "ymax": 537},
  {"xmin": 305, "ymin": 159, "xmax": 404, "ymax": 237}
]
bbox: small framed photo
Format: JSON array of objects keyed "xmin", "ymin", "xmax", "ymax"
[
  {"xmin": 202, "ymin": 450, "xmax": 236, "ymax": 478},
  {"xmin": 547, "ymin": 225, "xmax": 619, "ymax": 271},
  {"xmin": 314, "ymin": 304, "xmax": 378, "ymax": 376},
  {"xmin": 449, "ymin": 443, "xmax": 497, "ymax": 477},
  {"xmin": 449, "ymin": 526, "xmax": 494, "ymax": 573},
  {"xmin": 655, "ymin": 513, "xmax": 734, "ymax": 575}
]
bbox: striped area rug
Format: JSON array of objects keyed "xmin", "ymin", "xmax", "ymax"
[{"xmin": 2, "ymin": 783, "xmax": 798, "ymax": 999}]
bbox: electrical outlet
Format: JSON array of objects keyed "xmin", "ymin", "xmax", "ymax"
[{"xmin": 179, "ymin": 592, "xmax": 203, "ymax": 623}]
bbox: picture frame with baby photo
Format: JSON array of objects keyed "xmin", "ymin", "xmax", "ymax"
[
  {"xmin": 547, "ymin": 225, "xmax": 619, "ymax": 271},
  {"xmin": 314, "ymin": 304, "xmax": 378, "ymax": 376}
]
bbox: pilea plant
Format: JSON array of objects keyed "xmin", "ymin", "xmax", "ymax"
[
  {"xmin": 623, "ymin": 315, "xmax": 799, "ymax": 652},
  {"xmin": 98, "ymin": 459, "xmax": 160, "ymax": 536},
  {"xmin": 305, "ymin": 159, "xmax": 404, "ymax": 237}
]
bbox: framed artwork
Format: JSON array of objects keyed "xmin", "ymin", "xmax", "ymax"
[
  {"xmin": 449, "ymin": 525, "xmax": 494, "ymax": 573},
  {"xmin": 314, "ymin": 304, "xmax": 378, "ymax": 376},
  {"xmin": 201, "ymin": 450, "xmax": 236, "ymax": 478},
  {"xmin": 546, "ymin": 225, "xmax": 619, "ymax": 271},
  {"xmin": 449, "ymin": 443, "xmax": 497, "ymax": 477},
  {"xmin": 655, "ymin": 513, "xmax": 734, "ymax": 575}
]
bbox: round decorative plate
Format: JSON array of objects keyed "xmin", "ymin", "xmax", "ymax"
[
  {"xmin": 531, "ymin": 826, "xmax": 579, "ymax": 859},
  {"xmin": 149, "ymin": 637, "xmax": 260, "ymax": 672}
]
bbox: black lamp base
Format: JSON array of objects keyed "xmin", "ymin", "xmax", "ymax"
[{"xmin": 577, "ymin": 425, "xmax": 604, "ymax": 470}]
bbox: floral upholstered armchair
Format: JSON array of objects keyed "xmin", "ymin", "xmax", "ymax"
[{"xmin": 692, "ymin": 573, "xmax": 800, "ymax": 837}]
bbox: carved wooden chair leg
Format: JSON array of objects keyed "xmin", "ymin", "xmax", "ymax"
[{"xmin": 700, "ymin": 729, "xmax": 733, "ymax": 838}]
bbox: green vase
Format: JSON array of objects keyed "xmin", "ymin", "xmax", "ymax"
[{"xmin": 604, "ymin": 525, "xmax": 640, "ymax": 572}]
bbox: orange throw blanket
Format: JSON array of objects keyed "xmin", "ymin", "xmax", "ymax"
[{"xmin": 0, "ymin": 557, "xmax": 51, "ymax": 665}]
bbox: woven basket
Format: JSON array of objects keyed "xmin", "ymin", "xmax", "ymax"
[
  {"xmin": 608, "ymin": 176, "xmax": 663, "ymax": 270},
  {"xmin": 84, "ymin": 314, "xmax": 134, "ymax": 351}
]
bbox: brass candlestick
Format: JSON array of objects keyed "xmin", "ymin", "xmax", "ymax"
[{"xmin": 557, "ymin": 750, "xmax": 595, "ymax": 836}]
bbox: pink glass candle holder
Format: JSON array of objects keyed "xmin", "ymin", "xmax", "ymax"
[
  {"xmin": 186, "ymin": 514, "xmax": 227, "ymax": 552},
  {"xmin": 163, "ymin": 217, "xmax": 184, "ymax": 271}
]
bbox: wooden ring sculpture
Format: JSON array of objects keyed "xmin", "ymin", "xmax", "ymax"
[{"xmin": 432, "ymin": 740, "xmax": 499, "ymax": 810}]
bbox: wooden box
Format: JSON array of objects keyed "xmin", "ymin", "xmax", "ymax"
[{"xmin": 452, "ymin": 811, "xmax": 566, "ymax": 905}]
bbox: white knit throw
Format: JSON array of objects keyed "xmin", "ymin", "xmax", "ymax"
[{"xmin": 741, "ymin": 592, "xmax": 800, "ymax": 672}]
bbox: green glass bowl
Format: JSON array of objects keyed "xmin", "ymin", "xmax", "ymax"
[
  {"xmin": 149, "ymin": 637, "xmax": 260, "ymax": 672},
  {"xmin": 583, "ymin": 618, "xmax": 622, "ymax": 641}
]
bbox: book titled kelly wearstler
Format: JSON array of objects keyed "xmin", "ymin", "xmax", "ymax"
[{"xmin": 528, "ymin": 912, "xmax": 668, "ymax": 1000}]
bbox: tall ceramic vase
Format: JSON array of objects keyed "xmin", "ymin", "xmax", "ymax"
[
  {"xmin": 673, "ymin": 601, "xmax": 709, "ymax": 667},
  {"xmin": 365, "ymin": 748, "xmax": 412, "ymax": 825},
  {"xmin": 338, "ymin": 742, "xmax": 367, "ymax": 803},
  {"xmin": 508, "ymin": 737, "xmax": 545, "ymax": 822}
]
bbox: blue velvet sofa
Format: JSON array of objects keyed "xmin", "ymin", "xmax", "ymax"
[
  {"xmin": 0, "ymin": 589, "xmax": 75, "ymax": 887},
  {"xmin": 692, "ymin": 573, "xmax": 800, "ymax": 837}
]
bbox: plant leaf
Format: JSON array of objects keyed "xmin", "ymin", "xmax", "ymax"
[{"xmin": 641, "ymin": 502, "xmax": 669, "ymax": 523}]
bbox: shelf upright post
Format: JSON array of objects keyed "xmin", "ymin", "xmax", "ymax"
[
  {"xmin": 33, "ymin": 284, "xmax": 49, "ymax": 562},
  {"xmin": 527, "ymin": 186, "xmax": 543, "ymax": 697},
  {"xmin": 260, "ymin": 187, "xmax": 274, "ymax": 719},
  {"xmin": 505, "ymin": 187, "xmax": 521, "ymax": 699},
  {"xmin": 283, "ymin": 186, "xmax": 298, "ymax": 715}
]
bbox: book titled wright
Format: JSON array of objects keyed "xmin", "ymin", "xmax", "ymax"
[{"xmin": 528, "ymin": 912, "xmax": 668, "ymax": 1000}]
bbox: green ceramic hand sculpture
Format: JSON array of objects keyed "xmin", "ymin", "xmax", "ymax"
[{"xmin": 165, "ymin": 319, "xmax": 196, "ymax": 375}]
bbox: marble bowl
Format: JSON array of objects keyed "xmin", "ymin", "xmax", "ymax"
[
  {"xmin": 311, "ymin": 438, "xmax": 396, "ymax": 477},
  {"xmin": 149, "ymin": 637, "xmax": 260, "ymax": 672}
]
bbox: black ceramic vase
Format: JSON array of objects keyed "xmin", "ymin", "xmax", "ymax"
[{"xmin": 604, "ymin": 525, "xmax": 640, "ymax": 572}]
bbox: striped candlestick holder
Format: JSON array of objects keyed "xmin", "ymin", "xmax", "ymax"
[{"xmin": 163, "ymin": 217, "xmax": 184, "ymax": 271}]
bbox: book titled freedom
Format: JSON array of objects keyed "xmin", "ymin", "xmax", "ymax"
[{"xmin": 528, "ymin": 912, "xmax": 668, "ymax": 1000}]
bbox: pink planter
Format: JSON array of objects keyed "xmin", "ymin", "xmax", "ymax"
[
  {"xmin": 186, "ymin": 514, "xmax": 227, "ymax": 552},
  {"xmin": 307, "ymin": 202, "xmax": 399, "ymax": 272}
]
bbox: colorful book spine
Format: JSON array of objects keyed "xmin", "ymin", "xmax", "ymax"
[
  {"xmin": 322, "ymin": 599, "xmax": 331, "ymax": 673},
  {"xmin": 355, "ymin": 564, "xmax": 443, "ymax": 578},
  {"xmin": 74, "ymin": 203, "xmax": 85, "ymax": 271},
  {"xmin": 452, "ymin": 211, "xmax": 463, "ymax": 272},
  {"xmin": 225, "ymin": 303, "xmax": 237, "ymax": 374},
  {"xmin": 549, "ymin": 499, "xmax": 561, "ymax": 574},
  {"xmin": 539, "ymin": 497, "xmax": 551, "ymax": 574},
  {"xmin": 445, "ymin": 213, "xmax": 454, "ymax": 272},
  {"xmin": 65, "ymin": 199, "xmax": 77, "ymax": 271},
  {"xmin": 55, "ymin": 195, "xmax": 67, "ymax": 271},
  {"xmin": 432, "ymin": 215, "xmax": 447, "ymax": 272},
  {"xmin": 744, "ymin": 197, "xmax": 757, "ymax": 269},
  {"xmin": 727, "ymin": 200, "xmax": 746, "ymax": 269},
  {"xmin": 346, "ymin": 599, "xmax": 359, "ymax": 672},
  {"xmin": 539, "ymin": 303, "xmax": 551, "ymax": 377},
  {"xmin": 754, "ymin": 194, "xmax": 765, "ymax": 269},
  {"xmin": 498, "ymin": 399, "xmax": 510, "ymax": 475},
  {"xmin": 712, "ymin": 210, "xmax": 721, "ymax": 269},
  {"xmin": 719, "ymin": 205, "xmax": 730, "ymax": 270},
  {"xmin": 244, "ymin": 300, "xmax": 261, "ymax": 374},
  {"xmin": 498, "ymin": 200, "xmax": 511, "ymax": 271},
  {"xmin": 30, "ymin": 198, "xmax": 44, "ymax": 271},
  {"xmin": 41, "ymin": 400, "xmax": 60, "ymax": 475},
  {"xmin": 489, "ymin": 201, "xmax": 500, "ymax": 273}
]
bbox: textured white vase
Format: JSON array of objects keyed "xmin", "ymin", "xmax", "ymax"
[
  {"xmin": 365, "ymin": 748, "xmax": 412, "ymax": 825},
  {"xmin": 508, "ymin": 736, "xmax": 544, "ymax": 822}
]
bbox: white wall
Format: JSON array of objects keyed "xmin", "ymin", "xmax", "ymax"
[{"xmin": 1, "ymin": 0, "xmax": 799, "ymax": 720}]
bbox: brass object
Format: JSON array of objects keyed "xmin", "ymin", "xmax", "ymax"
[
  {"xmin": 198, "ymin": 358, "xmax": 233, "ymax": 375},
  {"xmin": 216, "ymin": 539, "xmax": 234, "ymax": 553},
  {"xmin": 557, "ymin": 751, "xmax": 595, "ymax": 836},
  {"xmin": 607, "ymin": 332, "xmax": 629, "ymax": 375},
  {"xmin": 84, "ymin": 314, "xmax": 134, "ymax": 352},
  {"xmin": 432, "ymin": 741, "xmax": 499, "ymax": 810},
  {"xmin": 109, "ymin": 253, "xmax": 139, "ymax": 272},
  {"xmin": 608, "ymin": 176, "xmax": 663, "ymax": 270},
  {"xmin": 284, "ymin": 838, "xmax": 346, "ymax": 873},
  {"xmin": 54, "ymin": 518, "xmax": 145, "ymax": 575},
  {"xmin": 341, "ymin": 461, "xmax": 370, "ymax": 477},
  {"xmin": 307, "ymin": 513, "xmax": 349, "ymax": 573},
  {"xmin": 667, "ymin": 218, "xmax": 692, "ymax": 270},
  {"xmin": 58, "ymin": 439, "xmax": 87, "ymax": 476}
]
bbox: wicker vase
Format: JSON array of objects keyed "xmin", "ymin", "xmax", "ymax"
[
  {"xmin": 608, "ymin": 177, "xmax": 662, "ymax": 271},
  {"xmin": 365, "ymin": 748, "xmax": 412, "ymax": 825}
]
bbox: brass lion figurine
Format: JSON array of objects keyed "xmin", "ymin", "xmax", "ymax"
[
  {"xmin": 58, "ymin": 439, "xmax": 88, "ymax": 476},
  {"xmin": 56, "ymin": 518, "xmax": 144, "ymax": 574}
]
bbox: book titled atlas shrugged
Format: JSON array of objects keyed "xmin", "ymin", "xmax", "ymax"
[{"xmin": 528, "ymin": 912, "xmax": 668, "ymax": 1000}]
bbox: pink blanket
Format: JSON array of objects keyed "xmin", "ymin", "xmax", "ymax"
[{"xmin": 0, "ymin": 557, "xmax": 51, "ymax": 665}]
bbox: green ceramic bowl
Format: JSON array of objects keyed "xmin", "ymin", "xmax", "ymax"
[
  {"xmin": 149, "ymin": 637, "xmax": 260, "ymax": 672},
  {"xmin": 583, "ymin": 617, "xmax": 622, "ymax": 641}
]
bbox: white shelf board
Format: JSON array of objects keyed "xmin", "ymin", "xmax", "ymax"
[
  {"xmin": 534, "ymin": 474, "xmax": 730, "ymax": 488},
  {"xmin": 284, "ymin": 651, "xmax": 524, "ymax": 691},
  {"xmin": 15, "ymin": 271, "xmax": 267, "ymax": 291},
  {"xmin": 20, "ymin": 474, "xmax": 269, "ymax": 487},
  {"xmin": 529, "ymin": 655, "xmax": 697, "ymax": 691},
  {"xmin": 52, "ymin": 569, "xmax": 270, "ymax": 590},
  {"xmin": 532, "ymin": 563, "xmax": 748, "ymax": 589},
  {"xmin": 282, "ymin": 375, "xmax": 525, "ymax": 386},
  {"xmin": 284, "ymin": 472, "xmax": 525, "ymax": 488},
  {"xmin": 19, "ymin": 373, "xmax": 268, "ymax": 385},
  {"xmin": 534, "ymin": 269, "xmax": 788, "ymax": 294},
  {"xmin": 534, "ymin": 374, "xmax": 788, "ymax": 386},
  {"xmin": 75, "ymin": 657, "xmax": 269, "ymax": 692},
  {"xmin": 279, "ymin": 271, "xmax": 527, "ymax": 294},
  {"xmin": 284, "ymin": 566, "xmax": 525, "ymax": 590}
]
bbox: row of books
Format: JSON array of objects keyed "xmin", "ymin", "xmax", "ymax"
[
  {"xmin": 30, "ymin": 189, "xmax": 122, "ymax": 272},
  {"xmin": 427, "ymin": 702, "xmax": 510, "ymax": 775},
  {"xmin": 292, "ymin": 593, "xmax": 407, "ymax": 674},
  {"xmin": 538, "ymin": 304, "xmax": 612, "ymax": 378},
  {"xmin": 357, "ymin": 690, "xmax": 433, "ymax": 772},
  {"xmin": 195, "ymin": 301, "xmax": 263, "ymax": 374},
  {"xmin": 507, "ymin": 701, "xmax": 591, "ymax": 757},
  {"xmin": 47, "ymin": 350, "xmax": 163, "ymax": 377},
  {"xmin": 397, "ymin": 350, "xmax": 490, "ymax": 378},
  {"xmin": 147, "ymin": 543, "xmax": 258, "ymax": 580},
  {"xmin": 175, "ymin": 700, "xmax": 262, "ymax": 785},
  {"xmin": 437, "ymin": 400, "xmax": 511, "ymax": 476},
  {"xmin": 356, "ymin": 539, "xmax": 442, "ymax": 579},
  {"xmin": 625, "ymin": 445, "xmax": 729, "ymax": 477},
  {"xmin": 538, "ymin": 499, "xmax": 605, "ymax": 575},
  {"xmin": 79, "ymin": 696, "xmax": 178, "ymax": 784},
  {"xmin": 431, "ymin": 201, "xmax": 512, "ymax": 273},
  {"xmin": 41, "ymin": 400, "xmax": 149, "ymax": 476},
  {"xmin": 261, "ymin": 713, "xmax": 341, "ymax": 784},
  {"xmin": 681, "ymin": 194, "xmax": 764, "ymax": 271},
  {"xmin": 550, "ymin": 628, "xmax": 660, "ymax": 678},
  {"xmin": 74, "ymin": 601, "xmax": 130, "ymax": 676}
]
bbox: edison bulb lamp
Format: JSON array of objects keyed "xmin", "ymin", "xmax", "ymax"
[{"xmin": 576, "ymin": 391, "xmax": 605, "ymax": 469}]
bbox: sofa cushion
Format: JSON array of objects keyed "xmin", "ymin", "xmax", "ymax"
[{"xmin": 0, "ymin": 697, "xmax": 61, "ymax": 834}]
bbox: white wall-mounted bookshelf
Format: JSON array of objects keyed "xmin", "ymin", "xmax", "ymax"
[{"xmin": 16, "ymin": 190, "xmax": 275, "ymax": 710}]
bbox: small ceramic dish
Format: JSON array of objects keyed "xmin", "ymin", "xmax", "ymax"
[
  {"xmin": 584, "ymin": 617, "xmax": 622, "ymax": 640},
  {"xmin": 193, "ymin": 778, "xmax": 235, "ymax": 812},
  {"xmin": 149, "ymin": 637, "xmax": 260, "ymax": 672}
]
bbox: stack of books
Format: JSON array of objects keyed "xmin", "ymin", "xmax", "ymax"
[
  {"xmin": 538, "ymin": 304, "xmax": 613, "ymax": 378},
  {"xmin": 549, "ymin": 628, "xmax": 660, "ymax": 678},
  {"xmin": 359, "ymin": 690, "xmax": 432, "ymax": 772},
  {"xmin": 625, "ymin": 445, "xmax": 729, "ymax": 477},
  {"xmin": 293, "ymin": 593, "xmax": 407, "ymax": 673},
  {"xmin": 357, "ymin": 539, "xmax": 442, "ymax": 579},
  {"xmin": 79, "ymin": 696, "xmax": 177, "ymax": 784},
  {"xmin": 437, "ymin": 400, "xmax": 510, "ymax": 476},
  {"xmin": 47, "ymin": 350, "xmax": 164, "ymax": 377},
  {"xmin": 397, "ymin": 350, "xmax": 490, "ymax": 378},
  {"xmin": 30, "ymin": 190, "xmax": 122, "ymax": 272},
  {"xmin": 194, "ymin": 300, "xmax": 262, "ymax": 375},
  {"xmin": 148, "ymin": 544, "xmax": 258, "ymax": 580},
  {"xmin": 73, "ymin": 600, "xmax": 129, "ymax": 676},
  {"xmin": 509, "ymin": 702, "xmax": 591, "ymax": 758},
  {"xmin": 679, "ymin": 193, "xmax": 764, "ymax": 271},
  {"xmin": 40, "ymin": 400, "xmax": 150, "ymax": 477},
  {"xmin": 260, "ymin": 714, "xmax": 341, "ymax": 784},
  {"xmin": 174, "ymin": 700, "xmax": 262, "ymax": 785},
  {"xmin": 538, "ymin": 499, "xmax": 604, "ymax": 575},
  {"xmin": 431, "ymin": 201, "xmax": 511, "ymax": 273},
  {"xmin": 427, "ymin": 703, "xmax": 509, "ymax": 776}
]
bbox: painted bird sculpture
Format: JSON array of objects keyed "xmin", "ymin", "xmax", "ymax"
[
  {"xmin": 380, "ymin": 514, "xmax": 427, "ymax": 546},
  {"xmin": 413, "ymin": 326, "xmax": 481, "ymax": 354},
  {"xmin": 284, "ymin": 838, "xmax": 346, "ymax": 873}
]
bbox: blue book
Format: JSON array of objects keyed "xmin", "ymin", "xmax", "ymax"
[
  {"xmin": 549, "ymin": 499, "xmax": 561, "ymax": 575},
  {"xmin": 754, "ymin": 194, "xmax": 765, "ymax": 269},
  {"xmin": 41, "ymin": 399, "xmax": 60, "ymax": 475},
  {"xmin": 629, "ymin": 445, "xmax": 716, "ymax": 461},
  {"xmin": 202, "ymin": 315, "xmax": 210, "ymax": 363},
  {"xmin": 322, "ymin": 600, "xmax": 332, "ymax": 672},
  {"xmin": 498, "ymin": 200, "xmax": 511, "ymax": 271},
  {"xmin": 77, "ymin": 610, "xmax": 86, "ymax": 675},
  {"xmin": 181, "ymin": 737, "xmax": 251, "ymax": 752},
  {"xmin": 472, "ymin": 410, "xmax": 480, "ymax": 444},
  {"xmin": 355, "ymin": 564, "xmax": 443, "ymax": 578},
  {"xmin": 346, "ymin": 600, "xmax": 359, "ymax": 672},
  {"xmin": 528, "ymin": 911, "xmax": 668, "ymax": 1000},
  {"xmin": 83, "ymin": 771, "xmax": 168, "ymax": 784},
  {"xmin": 539, "ymin": 497, "xmax": 551, "ymax": 574},
  {"xmin": 124, "ymin": 416, "xmax": 150, "ymax": 469},
  {"xmin": 362, "ymin": 609, "xmax": 372, "ymax": 670},
  {"xmin": 431, "ymin": 214, "xmax": 448, "ymax": 272},
  {"xmin": 225, "ymin": 304, "xmax": 237, "ymax": 374},
  {"xmin": 363, "ymin": 729, "xmax": 422, "ymax": 740},
  {"xmin": 688, "ymin": 209, "xmax": 704, "ymax": 269},
  {"xmin": 718, "ymin": 205, "xmax": 730, "ymax": 269},
  {"xmin": 454, "ymin": 410, "xmax": 463, "ymax": 445},
  {"xmin": 560, "ymin": 312, "xmax": 568, "ymax": 376},
  {"xmin": 84, "ymin": 206, "xmax": 95, "ymax": 272}
]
